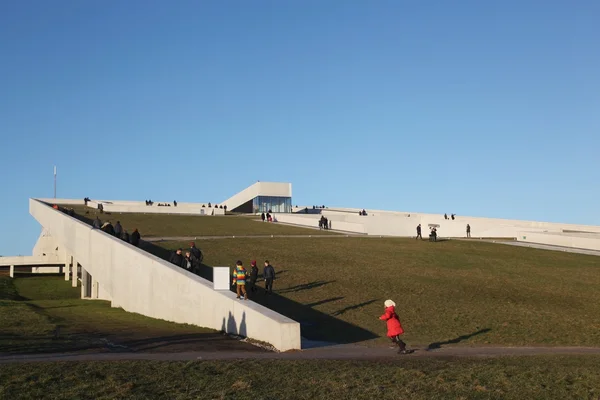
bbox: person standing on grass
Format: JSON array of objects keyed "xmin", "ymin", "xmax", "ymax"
[
  {"xmin": 247, "ymin": 260, "xmax": 259, "ymax": 294},
  {"xmin": 379, "ymin": 300, "xmax": 410, "ymax": 354},
  {"xmin": 261, "ymin": 212, "xmax": 266, "ymax": 222},
  {"xmin": 232, "ymin": 260, "xmax": 248, "ymax": 300},
  {"xmin": 114, "ymin": 221, "xmax": 123, "ymax": 238},
  {"xmin": 416, "ymin": 224, "xmax": 422, "ymax": 240},
  {"xmin": 263, "ymin": 260, "xmax": 275, "ymax": 294},
  {"xmin": 130, "ymin": 229, "xmax": 141, "ymax": 246},
  {"xmin": 466, "ymin": 224, "xmax": 471, "ymax": 238}
]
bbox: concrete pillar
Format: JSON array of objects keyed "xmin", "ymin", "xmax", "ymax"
[
  {"xmin": 91, "ymin": 275, "xmax": 98, "ymax": 299},
  {"xmin": 9, "ymin": 265, "xmax": 14, "ymax": 278},
  {"xmin": 64, "ymin": 255, "xmax": 71, "ymax": 281},
  {"xmin": 72, "ymin": 259, "xmax": 78, "ymax": 287},
  {"xmin": 81, "ymin": 268, "xmax": 88, "ymax": 298}
]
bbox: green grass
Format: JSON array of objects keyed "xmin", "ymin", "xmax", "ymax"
[
  {"xmin": 0, "ymin": 276, "xmax": 258, "ymax": 355},
  {"xmin": 61, "ymin": 205, "xmax": 336, "ymax": 237},
  {"xmin": 1, "ymin": 357, "xmax": 600, "ymax": 399},
  {"xmin": 156, "ymin": 237, "xmax": 600, "ymax": 347}
]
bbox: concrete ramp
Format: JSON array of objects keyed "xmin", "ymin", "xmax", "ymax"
[{"xmin": 28, "ymin": 198, "xmax": 301, "ymax": 352}]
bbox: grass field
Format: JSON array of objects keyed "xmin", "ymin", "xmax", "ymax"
[
  {"xmin": 1, "ymin": 356, "xmax": 600, "ymax": 399},
  {"xmin": 0, "ymin": 276, "xmax": 259, "ymax": 355},
  {"xmin": 62, "ymin": 205, "xmax": 335, "ymax": 237},
  {"xmin": 154, "ymin": 237, "xmax": 600, "ymax": 347}
]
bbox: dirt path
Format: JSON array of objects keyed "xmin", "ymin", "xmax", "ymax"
[{"xmin": 2, "ymin": 345, "xmax": 600, "ymax": 364}]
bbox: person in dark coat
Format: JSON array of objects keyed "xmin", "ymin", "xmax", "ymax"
[
  {"xmin": 183, "ymin": 251, "xmax": 193, "ymax": 271},
  {"xmin": 101, "ymin": 222, "xmax": 115, "ymax": 236},
  {"xmin": 247, "ymin": 260, "xmax": 259, "ymax": 293},
  {"xmin": 416, "ymin": 224, "xmax": 422, "ymax": 240},
  {"xmin": 114, "ymin": 221, "xmax": 123, "ymax": 238},
  {"xmin": 466, "ymin": 224, "xmax": 471, "ymax": 238},
  {"xmin": 122, "ymin": 230, "xmax": 130, "ymax": 242},
  {"xmin": 261, "ymin": 212, "xmax": 266, "ymax": 222},
  {"xmin": 379, "ymin": 299, "xmax": 410, "ymax": 354},
  {"xmin": 130, "ymin": 229, "xmax": 141, "ymax": 246},
  {"xmin": 189, "ymin": 242, "xmax": 203, "ymax": 273},
  {"xmin": 263, "ymin": 260, "xmax": 275, "ymax": 294},
  {"xmin": 169, "ymin": 248, "xmax": 185, "ymax": 268}
]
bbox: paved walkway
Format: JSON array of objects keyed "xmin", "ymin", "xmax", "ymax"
[
  {"xmin": 143, "ymin": 234, "xmax": 354, "ymax": 242},
  {"xmin": 2, "ymin": 345, "xmax": 600, "ymax": 364},
  {"xmin": 485, "ymin": 240, "xmax": 600, "ymax": 257}
]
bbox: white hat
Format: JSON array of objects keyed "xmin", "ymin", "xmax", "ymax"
[{"xmin": 384, "ymin": 299, "xmax": 396, "ymax": 308}]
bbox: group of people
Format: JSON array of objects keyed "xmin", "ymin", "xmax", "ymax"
[
  {"xmin": 168, "ymin": 242, "xmax": 204, "ymax": 274},
  {"xmin": 93, "ymin": 217, "xmax": 141, "ymax": 246},
  {"xmin": 261, "ymin": 212, "xmax": 276, "ymax": 222},
  {"xmin": 318, "ymin": 216, "xmax": 331, "ymax": 230},
  {"xmin": 232, "ymin": 260, "xmax": 276, "ymax": 300},
  {"xmin": 358, "ymin": 209, "xmax": 368, "ymax": 216},
  {"xmin": 444, "ymin": 213, "xmax": 457, "ymax": 220},
  {"xmin": 415, "ymin": 223, "xmax": 472, "ymax": 240}
]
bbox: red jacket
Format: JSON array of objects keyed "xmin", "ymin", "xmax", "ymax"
[{"xmin": 379, "ymin": 306, "xmax": 404, "ymax": 337}]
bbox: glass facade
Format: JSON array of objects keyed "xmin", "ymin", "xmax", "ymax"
[{"xmin": 253, "ymin": 196, "xmax": 292, "ymax": 213}]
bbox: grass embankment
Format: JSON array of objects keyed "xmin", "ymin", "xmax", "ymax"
[
  {"xmin": 157, "ymin": 237, "xmax": 600, "ymax": 347},
  {"xmin": 0, "ymin": 276, "xmax": 259, "ymax": 355},
  {"xmin": 63, "ymin": 205, "xmax": 334, "ymax": 237},
  {"xmin": 2, "ymin": 357, "xmax": 600, "ymax": 399}
]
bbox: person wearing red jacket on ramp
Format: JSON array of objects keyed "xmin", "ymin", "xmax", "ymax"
[{"xmin": 380, "ymin": 299, "xmax": 411, "ymax": 354}]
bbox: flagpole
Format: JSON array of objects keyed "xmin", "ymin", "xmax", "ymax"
[{"xmin": 54, "ymin": 166, "xmax": 57, "ymax": 199}]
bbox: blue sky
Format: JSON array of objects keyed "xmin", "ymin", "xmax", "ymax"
[{"xmin": 1, "ymin": 0, "xmax": 599, "ymax": 256}]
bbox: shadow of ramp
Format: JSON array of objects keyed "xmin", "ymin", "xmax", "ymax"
[{"xmin": 248, "ymin": 289, "xmax": 378, "ymax": 345}]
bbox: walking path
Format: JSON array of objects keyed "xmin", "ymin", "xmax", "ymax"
[
  {"xmin": 2, "ymin": 345, "xmax": 600, "ymax": 364},
  {"xmin": 485, "ymin": 240, "xmax": 600, "ymax": 257},
  {"xmin": 143, "ymin": 234, "xmax": 355, "ymax": 242}
]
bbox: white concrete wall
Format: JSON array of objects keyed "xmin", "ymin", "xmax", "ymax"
[
  {"xmin": 38, "ymin": 198, "xmax": 85, "ymax": 205},
  {"xmin": 275, "ymin": 214, "xmax": 367, "ymax": 234},
  {"xmin": 86, "ymin": 200, "xmax": 225, "ymax": 215},
  {"xmin": 221, "ymin": 182, "xmax": 292, "ymax": 211},
  {"xmin": 29, "ymin": 198, "xmax": 300, "ymax": 351},
  {"xmin": 517, "ymin": 231, "xmax": 600, "ymax": 251}
]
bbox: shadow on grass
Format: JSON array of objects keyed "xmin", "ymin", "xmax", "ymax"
[
  {"xmin": 427, "ymin": 328, "xmax": 492, "ymax": 350},
  {"xmin": 68, "ymin": 209, "xmax": 380, "ymax": 346},
  {"xmin": 331, "ymin": 299, "xmax": 378, "ymax": 316},
  {"xmin": 278, "ymin": 281, "xmax": 335, "ymax": 294}
]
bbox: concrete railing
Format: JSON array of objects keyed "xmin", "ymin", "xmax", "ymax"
[{"xmin": 29, "ymin": 199, "xmax": 301, "ymax": 351}]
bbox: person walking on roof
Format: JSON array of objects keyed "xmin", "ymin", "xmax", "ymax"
[
  {"xmin": 247, "ymin": 260, "xmax": 259, "ymax": 294},
  {"xmin": 263, "ymin": 260, "xmax": 275, "ymax": 294},
  {"xmin": 232, "ymin": 260, "xmax": 248, "ymax": 300},
  {"xmin": 114, "ymin": 221, "xmax": 123, "ymax": 238},
  {"xmin": 379, "ymin": 299, "xmax": 410, "ymax": 354},
  {"xmin": 130, "ymin": 229, "xmax": 141, "ymax": 246}
]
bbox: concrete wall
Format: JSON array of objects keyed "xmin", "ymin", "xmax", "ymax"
[
  {"xmin": 221, "ymin": 182, "xmax": 292, "ymax": 211},
  {"xmin": 286, "ymin": 205, "xmax": 600, "ymax": 251},
  {"xmin": 275, "ymin": 213, "xmax": 367, "ymax": 234},
  {"xmin": 29, "ymin": 199, "xmax": 300, "ymax": 351},
  {"xmin": 86, "ymin": 200, "xmax": 225, "ymax": 215},
  {"xmin": 517, "ymin": 231, "xmax": 600, "ymax": 251}
]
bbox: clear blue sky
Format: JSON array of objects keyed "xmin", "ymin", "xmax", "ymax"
[{"xmin": 1, "ymin": 1, "xmax": 599, "ymax": 256}]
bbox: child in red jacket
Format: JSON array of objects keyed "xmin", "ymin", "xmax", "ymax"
[{"xmin": 379, "ymin": 299, "xmax": 411, "ymax": 354}]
